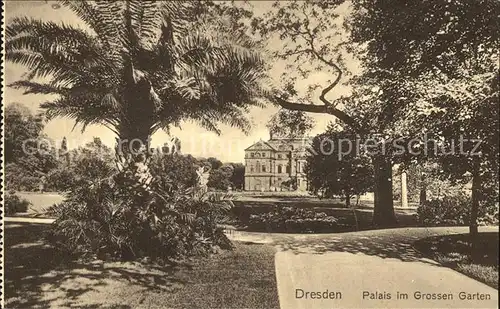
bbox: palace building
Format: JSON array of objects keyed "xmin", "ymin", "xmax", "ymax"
[{"xmin": 244, "ymin": 135, "xmax": 312, "ymax": 191}]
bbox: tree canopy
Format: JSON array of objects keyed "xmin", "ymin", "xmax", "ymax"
[
  {"xmin": 267, "ymin": 109, "xmax": 315, "ymax": 138},
  {"xmin": 6, "ymin": 1, "xmax": 268, "ymax": 148}
]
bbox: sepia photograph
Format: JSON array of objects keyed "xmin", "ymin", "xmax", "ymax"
[{"xmin": 1, "ymin": 1, "xmax": 498, "ymax": 308}]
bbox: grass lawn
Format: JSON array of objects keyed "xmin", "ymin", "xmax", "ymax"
[
  {"xmin": 4, "ymin": 222, "xmax": 279, "ymax": 309},
  {"xmin": 413, "ymin": 232, "xmax": 499, "ymax": 289},
  {"xmin": 12, "ymin": 191, "xmax": 66, "ymax": 215}
]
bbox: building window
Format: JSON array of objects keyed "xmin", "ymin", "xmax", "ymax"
[
  {"xmin": 278, "ymin": 154, "xmax": 282, "ymax": 159},
  {"xmin": 251, "ymin": 153, "xmax": 255, "ymax": 158},
  {"xmin": 262, "ymin": 165, "xmax": 266, "ymax": 172},
  {"xmin": 256, "ymin": 161, "xmax": 260, "ymax": 172},
  {"xmin": 250, "ymin": 166, "xmax": 254, "ymax": 172},
  {"xmin": 286, "ymin": 165, "xmax": 290, "ymax": 174},
  {"xmin": 277, "ymin": 165, "xmax": 282, "ymax": 173}
]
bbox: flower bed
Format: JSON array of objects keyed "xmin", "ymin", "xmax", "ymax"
[{"xmin": 247, "ymin": 207, "xmax": 340, "ymax": 233}]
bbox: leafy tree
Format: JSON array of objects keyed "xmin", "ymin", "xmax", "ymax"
[
  {"xmin": 306, "ymin": 125, "xmax": 374, "ymax": 206},
  {"xmin": 207, "ymin": 164, "xmax": 234, "ymax": 190},
  {"xmin": 267, "ymin": 109, "xmax": 315, "ymax": 138},
  {"xmin": 207, "ymin": 157, "xmax": 223, "ymax": 170},
  {"xmin": 47, "ymin": 137, "xmax": 115, "ymax": 192},
  {"xmin": 256, "ymin": 0, "xmax": 499, "ymax": 229},
  {"xmin": 5, "ymin": 1, "xmax": 268, "ymax": 259},
  {"xmin": 347, "ymin": 0, "xmax": 499, "ymax": 240},
  {"xmin": 406, "ymin": 65, "xmax": 499, "ymax": 241},
  {"xmin": 149, "ymin": 153, "xmax": 200, "ymax": 191},
  {"xmin": 4, "ymin": 103, "xmax": 45, "ymax": 163},
  {"xmin": 6, "ymin": 1, "xmax": 267, "ymax": 155},
  {"xmin": 4, "ymin": 103, "xmax": 59, "ymax": 190},
  {"xmin": 229, "ymin": 163, "xmax": 245, "ymax": 190},
  {"xmin": 254, "ymin": 1, "xmax": 397, "ymax": 226}
]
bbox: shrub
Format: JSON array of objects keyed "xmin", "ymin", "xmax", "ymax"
[
  {"xmin": 47, "ymin": 156, "xmax": 234, "ymax": 261},
  {"xmin": 248, "ymin": 207, "xmax": 338, "ymax": 233},
  {"xmin": 4, "ymin": 163, "xmax": 41, "ymax": 191},
  {"xmin": 417, "ymin": 193, "xmax": 499, "ymax": 226},
  {"xmin": 148, "ymin": 153, "xmax": 199, "ymax": 191},
  {"xmin": 4, "ymin": 191, "xmax": 32, "ymax": 215},
  {"xmin": 46, "ymin": 167, "xmax": 76, "ymax": 192}
]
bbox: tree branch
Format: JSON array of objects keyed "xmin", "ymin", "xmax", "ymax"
[
  {"xmin": 300, "ymin": 13, "xmax": 343, "ymax": 107},
  {"xmin": 273, "ymin": 95, "xmax": 361, "ymax": 133},
  {"xmin": 275, "ymin": 48, "xmax": 312, "ymax": 58},
  {"xmin": 273, "ymin": 4, "xmax": 359, "ymax": 133}
]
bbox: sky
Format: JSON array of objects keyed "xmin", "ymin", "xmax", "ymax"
[{"xmin": 3, "ymin": 0, "xmax": 354, "ymax": 163}]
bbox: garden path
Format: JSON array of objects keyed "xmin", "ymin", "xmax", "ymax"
[{"xmin": 269, "ymin": 226, "xmax": 498, "ymax": 309}]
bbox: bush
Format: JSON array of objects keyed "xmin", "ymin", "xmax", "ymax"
[
  {"xmin": 148, "ymin": 153, "xmax": 199, "ymax": 191},
  {"xmin": 248, "ymin": 207, "xmax": 338, "ymax": 233},
  {"xmin": 4, "ymin": 191, "xmax": 32, "ymax": 215},
  {"xmin": 47, "ymin": 156, "xmax": 234, "ymax": 262},
  {"xmin": 417, "ymin": 193, "xmax": 499, "ymax": 226},
  {"xmin": 4, "ymin": 163, "xmax": 41, "ymax": 191},
  {"xmin": 46, "ymin": 167, "xmax": 76, "ymax": 192}
]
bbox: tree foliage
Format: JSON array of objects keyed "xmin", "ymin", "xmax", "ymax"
[
  {"xmin": 48, "ymin": 159, "xmax": 234, "ymax": 261},
  {"xmin": 229, "ymin": 163, "xmax": 245, "ymax": 190},
  {"xmin": 267, "ymin": 109, "xmax": 315, "ymax": 138},
  {"xmin": 149, "ymin": 153, "xmax": 200, "ymax": 191},
  {"xmin": 4, "ymin": 103, "xmax": 45, "ymax": 163},
  {"xmin": 207, "ymin": 164, "xmax": 234, "ymax": 191},
  {"xmin": 47, "ymin": 137, "xmax": 115, "ymax": 192},
  {"xmin": 254, "ymin": 0, "xmax": 397, "ymax": 226},
  {"xmin": 207, "ymin": 157, "xmax": 223, "ymax": 170},
  {"xmin": 306, "ymin": 125, "xmax": 374, "ymax": 206},
  {"xmin": 4, "ymin": 103, "xmax": 59, "ymax": 191},
  {"xmin": 346, "ymin": 0, "xmax": 500, "ymax": 236},
  {"xmin": 256, "ymin": 0, "xmax": 499, "ymax": 228},
  {"xmin": 6, "ymin": 1, "xmax": 268, "ymax": 146},
  {"xmin": 348, "ymin": 0, "xmax": 499, "ymax": 76}
]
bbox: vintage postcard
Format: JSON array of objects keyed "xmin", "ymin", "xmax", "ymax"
[{"xmin": 1, "ymin": 1, "xmax": 498, "ymax": 308}]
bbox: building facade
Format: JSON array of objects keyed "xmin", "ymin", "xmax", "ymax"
[{"xmin": 244, "ymin": 136, "xmax": 312, "ymax": 191}]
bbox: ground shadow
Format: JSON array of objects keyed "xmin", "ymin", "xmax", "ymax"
[
  {"xmin": 271, "ymin": 227, "xmax": 490, "ymax": 267},
  {"xmin": 413, "ymin": 232, "xmax": 499, "ymax": 288},
  {"xmin": 414, "ymin": 232, "xmax": 499, "ymax": 265},
  {"xmin": 274, "ymin": 232, "xmax": 427, "ymax": 262},
  {"xmin": 3, "ymin": 222, "xmax": 187, "ymax": 308}
]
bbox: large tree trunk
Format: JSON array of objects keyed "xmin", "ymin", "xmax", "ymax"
[
  {"xmin": 345, "ymin": 193, "xmax": 351, "ymax": 207},
  {"xmin": 114, "ymin": 64, "xmax": 158, "ymax": 190},
  {"xmin": 419, "ymin": 183, "xmax": 427, "ymax": 205},
  {"xmin": 372, "ymin": 157, "xmax": 397, "ymax": 227},
  {"xmin": 470, "ymin": 159, "xmax": 481, "ymax": 259},
  {"xmin": 116, "ymin": 58, "xmax": 157, "ymax": 156},
  {"xmin": 346, "ymin": 193, "xmax": 360, "ymax": 231},
  {"xmin": 419, "ymin": 169, "xmax": 427, "ymax": 205}
]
